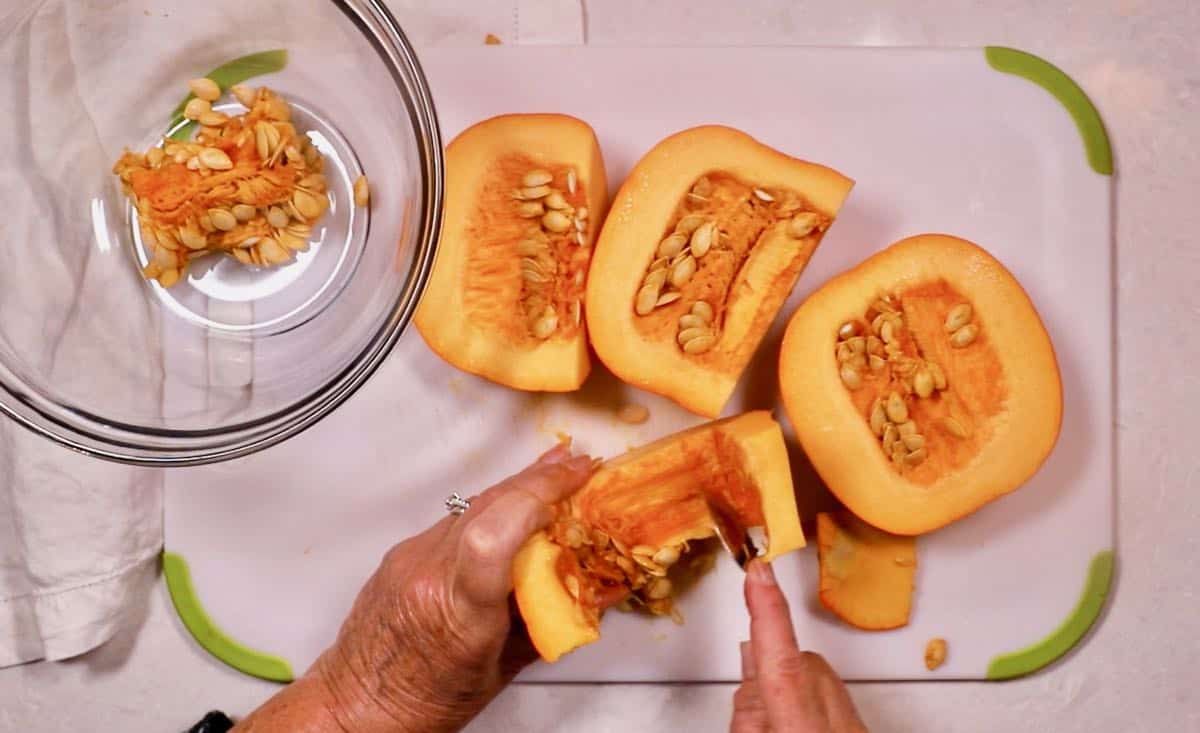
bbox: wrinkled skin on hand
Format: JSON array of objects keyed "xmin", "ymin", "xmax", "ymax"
[
  {"xmin": 240, "ymin": 445, "xmax": 594, "ymax": 733},
  {"xmin": 731, "ymin": 561, "xmax": 868, "ymax": 733}
]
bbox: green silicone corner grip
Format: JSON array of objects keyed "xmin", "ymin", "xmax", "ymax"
[
  {"xmin": 985, "ymin": 46, "xmax": 1113, "ymax": 176},
  {"xmin": 986, "ymin": 550, "xmax": 1114, "ymax": 680},
  {"xmin": 162, "ymin": 551, "xmax": 295, "ymax": 683},
  {"xmin": 166, "ymin": 49, "xmax": 289, "ymax": 141}
]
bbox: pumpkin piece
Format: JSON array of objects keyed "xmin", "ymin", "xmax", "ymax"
[
  {"xmin": 586, "ymin": 126, "xmax": 853, "ymax": 417},
  {"xmin": 816, "ymin": 511, "xmax": 916, "ymax": 630},
  {"xmin": 415, "ymin": 114, "xmax": 607, "ymax": 391},
  {"xmin": 513, "ymin": 410, "xmax": 805, "ymax": 662},
  {"xmin": 780, "ymin": 234, "xmax": 1062, "ymax": 535}
]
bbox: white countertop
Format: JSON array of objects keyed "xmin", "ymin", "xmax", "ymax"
[{"xmin": 3, "ymin": 1, "xmax": 1198, "ymax": 730}]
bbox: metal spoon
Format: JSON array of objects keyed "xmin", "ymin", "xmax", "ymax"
[{"xmin": 704, "ymin": 495, "xmax": 759, "ymax": 570}]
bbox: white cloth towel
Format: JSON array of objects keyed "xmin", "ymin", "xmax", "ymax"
[{"xmin": 0, "ymin": 0, "xmax": 581, "ymax": 669}]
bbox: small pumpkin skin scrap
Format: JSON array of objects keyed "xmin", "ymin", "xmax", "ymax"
[
  {"xmin": 780, "ymin": 234, "xmax": 1063, "ymax": 535},
  {"xmin": 416, "ymin": 114, "xmax": 608, "ymax": 392},
  {"xmin": 513, "ymin": 411, "xmax": 805, "ymax": 662},
  {"xmin": 587, "ymin": 125, "xmax": 853, "ymax": 417},
  {"xmin": 816, "ymin": 511, "xmax": 916, "ymax": 631}
]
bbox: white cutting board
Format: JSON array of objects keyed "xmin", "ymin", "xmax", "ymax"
[{"xmin": 164, "ymin": 46, "xmax": 1114, "ymax": 682}]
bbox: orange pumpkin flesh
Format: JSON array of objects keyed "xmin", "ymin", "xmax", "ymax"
[
  {"xmin": 587, "ymin": 126, "xmax": 853, "ymax": 417},
  {"xmin": 816, "ymin": 511, "xmax": 916, "ymax": 630},
  {"xmin": 513, "ymin": 411, "xmax": 805, "ymax": 662},
  {"xmin": 780, "ymin": 234, "xmax": 1062, "ymax": 535},
  {"xmin": 415, "ymin": 114, "xmax": 608, "ymax": 391}
]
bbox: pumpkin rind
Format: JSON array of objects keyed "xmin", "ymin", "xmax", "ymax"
[
  {"xmin": 513, "ymin": 411, "xmax": 805, "ymax": 662},
  {"xmin": 780, "ymin": 234, "xmax": 1063, "ymax": 535},
  {"xmin": 587, "ymin": 126, "xmax": 853, "ymax": 416},
  {"xmin": 416, "ymin": 114, "xmax": 607, "ymax": 391}
]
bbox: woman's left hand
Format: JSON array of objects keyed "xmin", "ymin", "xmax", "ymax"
[{"xmin": 236, "ymin": 444, "xmax": 594, "ymax": 733}]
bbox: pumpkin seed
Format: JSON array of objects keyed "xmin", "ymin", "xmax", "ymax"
[
  {"xmin": 542, "ymin": 210, "xmax": 572, "ymax": 233},
  {"xmin": 575, "ymin": 231, "xmax": 587, "ymax": 246},
  {"xmin": 679, "ymin": 314, "xmax": 708, "ymax": 330},
  {"xmin": 905, "ymin": 448, "xmax": 927, "ymax": 466},
  {"xmin": 542, "ymin": 191, "xmax": 568, "ymax": 210},
  {"xmin": 592, "ymin": 529, "xmax": 610, "ymax": 548},
  {"xmin": 566, "ymin": 168, "xmax": 577, "ymax": 194},
  {"xmin": 690, "ymin": 221, "xmax": 716, "ymax": 257},
  {"xmin": 635, "ymin": 283, "xmax": 661, "ymax": 315},
  {"xmin": 657, "ymin": 232, "xmax": 688, "ymax": 259},
  {"xmin": 928, "ymin": 362, "xmax": 948, "ymax": 391},
  {"xmin": 902, "ymin": 434, "xmax": 926, "ymax": 451},
  {"xmin": 259, "ymin": 237, "xmax": 290, "ymax": 265},
  {"xmin": 655, "ymin": 292, "xmax": 682, "ymax": 307},
  {"xmin": 691, "ymin": 301, "xmax": 714, "ymax": 322},
  {"xmin": 692, "ymin": 176, "xmax": 713, "ymax": 197},
  {"xmin": 682, "ymin": 332, "xmax": 717, "ymax": 354},
  {"xmin": 847, "ymin": 336, "xmax": 866, "ymax": 354},
  {"xmin": 871, "ymin": 313, "xmax": 888, "ymax": 336},
  {"xmin": 208, "ymin": 208, "xmax": 237, "ymax": 232},
  {"xmin": 564, "ymin": 574, "xmax": 581, "ymax": 599},
  {"xmin": 179, "ymin": 225, "xmax": 207, "ymax": 250},
  {"xmin": 945, "ymin": 303, "xmax": 973, "ymax": 332},
  {"xmin": 891, "ymin": 442, "xmax": 908, "ymax": 466},
  {"xmin": 232, "ymin": 204, "xmax": 255, "ymax": 222},
  {"xmin": 670, "ymin": 247, "xmax": 692, "ymax": 267},
  {"xmin": 576, "ymin": 206, "xmax": 589, "ymax": 222},
  {"xmin": 158, "ymin": 267, "xmax": 181, "ymax": 288},
  {"xmin": 353, "ymin": 175, "xmax": 369, "ymax": 207},
  {"xmin": 787, "ymin": 212, "xmax": 820, "ymax": 238},
  {"xmin": 147, "ymin": 147, "xmax": 165, "ymax": 167},
  {"xmin": 516, "ymin": 201, "xmax": 544, "ymax": 218},
  {"xmin": 617, "ymin": 404, "xmax": 650, "ymax": 425},
  {"xmin": 880, "ymin": 319, "xmax": 897, "ymax": 344},
  {"xmin": 886, "ymin": 391, "xmax": 908, "ymax": 423},
  {"xmin": 198, "ymin": 111, "xmax": 229, "ymax": 127},
  {"xmin": 840, "ymin": 364, "xmax": 863, "ymax": 390},
  {"xmin": 228, "ymin": 84, "xmax": 255, "ymax": 108},
  {"xmin": 752, "ymin": 188, "xmax": 774, "ymax": 202},
  {"xmin": 896, "ymin": 420, "xmax": 918, "ymax": 438},
  {"xmin": 523, "ymin": 170, "xmax": 552, "ymax": 187},
  {"xmin": 644, "ymin": 268, "xmax": 669, "ymax": 292},
  {"xmin": 669, "ymin": 255, "xmax": 697, "ymax": 288},
  {"xmin": 183, "ymin": 97, "xmax": 211, "ymax": 121},
  {"xmin": 941, "ymin": 416, "xmax": 970, "ymax": 438},
  {"xmin": 186, "ymin": 156, "xmax": 203, "ymax": 171},
  {"xmin": 265, "ymin": 206, "xmax": 289, "ymax": 229},
  {"xmin": 882, "ymin": 424, "xmax": 898, "ymax": 453},
  {"xmin": 838, "ymin": 321, "xmax": 859, "ymax": 340},
  {"xmin": 869, "ymin": 399, "xmax": 887, "ymax": 436},
  {"xmin": 848, "ymin": 352, "xmax": 868, "ymax": 370},
  {"xmin": 648, "ymin": 256, "xmax": 670, "ymax": 273},
  {"xmin": 950, "ymin": 323, "xmax": 979, "ymax": 348},
  {"xmin": 652, "ymin": 546, "xmax": 680, "ymax": 567},
  {"xmin": 198, "ymin": 214, "xmax": 215, "ymax": 233},
  {"xmin": 646, "ymin": 577, "xmax": 672, "ymax": 600},
  {"xmin": 522, "ymin": 269, "xmax": 548, "ymax": 284},
  {"xmin": 836, "ymin": 342, "xmax": 854, "ymax": 363},
  {"xmin": 925, "ymin": 638, "xmax": 948, "ymax": 671},
  {"xmin": 678, "ymin": 327, "xmax": 710, "ymax": 345},
  {"xmin": 572, "ymin": 299, "xmax": 582, "ymax": 326},
  {"xmin": 676, "ymin": 214, "xmax": 706, "ymax": 234},
  {"xmin": 869, "ymin": 354, "xmax": 887, "ymax": 371},
  {"xmin": 521, "ymin": 185, "xmax": 551, "ymax": 200},
  {"xmin": 293, "ymin": 189, "xmax": 325, "ymax": 219},
  {"xmin": 913, "ymin": 369, "xmax": 935, "ymax": 398},
  {"xmin": 533, "ymin": 310, "xmax": 558, "ymax": 339},
  {"xmin": 565, "ymin": 524, "xmax": 586, "ymax": 548}
]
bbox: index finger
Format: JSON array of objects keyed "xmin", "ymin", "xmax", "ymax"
[
  {"xmin": 745, "ymin": 560, "xmax": 826, "ymax": 730},
  {"xmin": 453, "ymin": 454, "xmax": 595, "ymax": 606}
]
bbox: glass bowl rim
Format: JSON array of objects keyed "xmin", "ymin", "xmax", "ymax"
[{"xmin": 0, "ymin": 0, "xmax": 444, "ymax": 466}]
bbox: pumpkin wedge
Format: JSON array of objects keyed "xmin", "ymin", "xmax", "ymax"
[
  {"xmin": 587, "ymin": 126, "xmax": 853, "ymax": 417},
  {"xmin": 780, "ymin": 234, "xmax": 1063, "ymax": 535},
  {"xmin": 816, "ymin": 511, "xmax": 917, "ymax": 630},
  {"xmin": 416, "ymin": 114, "xmax": 607, "ymax": 391},
  {"xmin": 513, "ymin": 411, "xmax": 805, "ymax": 662}
]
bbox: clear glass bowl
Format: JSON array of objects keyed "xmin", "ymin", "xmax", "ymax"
[{"xmin": 0, "ymin": 1, "xmax": 442, "ymax": 464}]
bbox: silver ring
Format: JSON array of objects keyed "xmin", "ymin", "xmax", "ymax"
[{"xmin": 445, "ymin": 492, "xmax": 471, "ymax": 515}]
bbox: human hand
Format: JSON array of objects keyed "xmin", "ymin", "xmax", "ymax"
[
  {"xmin": 267, "ymin": 444, "xmax": 594, "ymax": 733},
  {"xmin": 731, "ymin": 560, "xmax": 867, "ymax": 733}
]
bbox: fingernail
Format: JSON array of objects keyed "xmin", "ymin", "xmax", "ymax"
[
  {"xmin": 536, "ymin": 444, "xmax": 570, "ymax": 465},
  {"xmin": 748, "ymin": 559, "xmax": 775, "ymax": 586}
]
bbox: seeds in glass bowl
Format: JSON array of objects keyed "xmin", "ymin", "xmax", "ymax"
[{"xmin": 112, "ymin": 83, "xmax": 359, "ymax": 287}]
